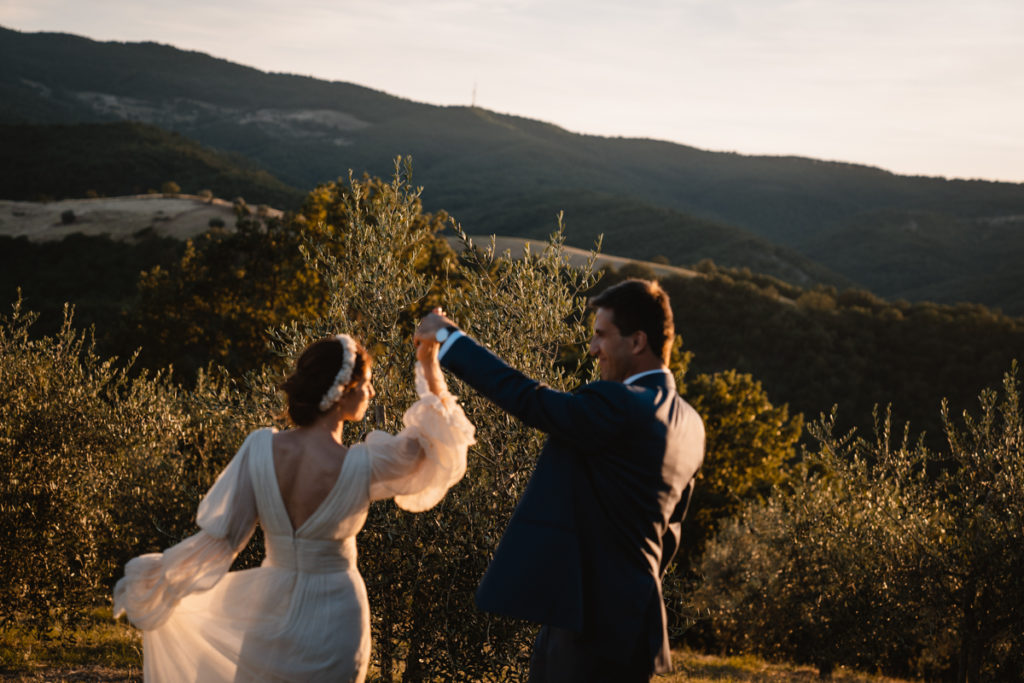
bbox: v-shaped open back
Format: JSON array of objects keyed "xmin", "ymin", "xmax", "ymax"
[
  {"xmin": 243, "ymin": 431, "xmax": 346, "ymax": 537},
  {"xmin": 265, "ymin": 434, "xmax": 354, "ymax": 535}
]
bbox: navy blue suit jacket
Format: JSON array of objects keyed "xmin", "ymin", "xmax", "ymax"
[{"xmin": 441, "ymin": 335, "xmax": 705, "ymax": 672}]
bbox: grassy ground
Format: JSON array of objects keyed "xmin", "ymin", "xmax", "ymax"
[
  {"xmin": 0, "ymin": 609, "xmax": 141, "ymax": 682},
  {"xmin": 663, "ymin": 651, "xmax": 907, "ymax": 682},
  {"xmin": 0, "ymin": 654, "xmax": 911, "ymax": 683},
  {"xmin": 1, "ymin": 613, "xmax": 908, "ymax": 682}
]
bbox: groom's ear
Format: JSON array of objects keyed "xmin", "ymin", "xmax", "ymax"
[{"xmin": 630, "ymin": 330, "xmax": 649, "ymax": 355}]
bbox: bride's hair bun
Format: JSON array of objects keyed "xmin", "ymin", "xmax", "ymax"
[{"xmin": 279, "ymin": 336, "xmax": 372, "ymax": 426}]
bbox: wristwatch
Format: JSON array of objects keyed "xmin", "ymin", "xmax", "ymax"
[{"xmin": 435, "ymin": 326, "xmax": 456, "ymax": 343}]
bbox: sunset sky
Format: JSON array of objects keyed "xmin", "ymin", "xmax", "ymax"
[{"xmin": 3, "ymin": 0, "xmax": 1022, "ymax": 182}]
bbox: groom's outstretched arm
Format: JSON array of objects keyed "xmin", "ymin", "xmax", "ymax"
[{"xmin": 423, "ymin": 325, "xmax": 634, "ymax": 453}]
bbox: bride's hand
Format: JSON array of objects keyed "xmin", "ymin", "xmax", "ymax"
[
  {"xmin": 416, "ymin": 335, "xmax": 439, "ymax": 366},
  {"xmin": 415, "ymin": 308, "xmax": 446, "ymax": 396}
]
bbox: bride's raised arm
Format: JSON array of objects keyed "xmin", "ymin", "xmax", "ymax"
[{"xmin": 366, "ymin": 340, "xmax": 475, "ymax": 512}]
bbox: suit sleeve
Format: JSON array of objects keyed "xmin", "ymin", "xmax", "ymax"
[{"xmin": 440, "ymin": 334, "xmax": 632, "ymax": 453}]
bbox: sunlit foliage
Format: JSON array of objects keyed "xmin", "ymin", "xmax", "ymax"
[{"xmin": 691, "ymin": 365, "xmax": 1024, "ymax": 682}]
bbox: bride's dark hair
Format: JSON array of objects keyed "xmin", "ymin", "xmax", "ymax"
[{"xmin": 279, "ymin": 336, "xmax": 372, "ymax": 426}]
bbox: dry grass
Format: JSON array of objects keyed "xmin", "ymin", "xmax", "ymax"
[
  {"xmin": 1, "ymin": 610, "xmax": 911, "ymax": 683},
  {"xmin": 0, "ymin": 609, "xmax": 141, "ymax": 681},
  {"xmin": 1, "ymin": 639, "xmax": 915, "ymax": 683},
  {"xmin": 661, "ymin": 650, "xmax": 910, "ymax": 682},
  {"xmin": 0, "ymin": 195, "xmax": 249, "ymax": 243},
  {"xmin": 0, "ymin": 666, "xmax": 141, "ymax": 682},
  {"xmin": 447, "ymin": 235, "xmax": 700, "ymax": 281}
]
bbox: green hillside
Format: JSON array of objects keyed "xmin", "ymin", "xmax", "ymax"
[
  {"xmin": 802, "ymin": 209, "xmax": 1024, "ymax": 313},
  {"xmin": 453, "ymin": 187, "xmax": 849, "ymax": 287},
  {"xmin": 3, "ymin": 25, "xmax": 1024, "ymax": 309},
  {"xmin": 0, "ymin": 121, "xmax": 305, "ymax": 207}
]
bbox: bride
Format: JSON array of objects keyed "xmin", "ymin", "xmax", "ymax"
[{"xmin": 114, "ymin": 330, "xmax": 475, "ymax": 681}]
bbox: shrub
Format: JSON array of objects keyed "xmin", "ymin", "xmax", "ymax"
[
  {"xmin": 680, "ymin": 369, "xmax": 802, "ymax": 557},
  {"xmin": 0, "ymin": 300, "xmax": 256, "ymax": 630},
  {"xmin": 691, "ymin": 364, "xmax": 1024, "ymax": 681}
]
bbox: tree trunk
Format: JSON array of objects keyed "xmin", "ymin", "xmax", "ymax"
[
  {"xmin": 379, "ymin": 603, "xmax": 394, "ymax": 682},
  {"xmin": 956, "ymin": 597, "xmax": 978, "ymax": 683},
  {"xmin": 403, "ymin": 635, "xmax": 425, "ymax": 683},
  {"xmin": 968, "ymin": 638, "xmax": 983, "ymax": 683}
]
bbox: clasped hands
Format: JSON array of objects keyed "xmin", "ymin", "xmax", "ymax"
[{"xmin": 414, "ymin": 308, "xmax": 457, "ymax": 357}]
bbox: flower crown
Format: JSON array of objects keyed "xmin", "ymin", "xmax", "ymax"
[{"xmin": 318, "ymin": 334, "xmax": 358, "ymax": 411}]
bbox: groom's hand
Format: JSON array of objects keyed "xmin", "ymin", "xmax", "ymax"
[
  {"xmin": 415, "ymin": 308, "xmax": 458, "ymax": 370},
  {"xmin": 414, "ymin": 308, "xmax": 458, "ymax": 345}
]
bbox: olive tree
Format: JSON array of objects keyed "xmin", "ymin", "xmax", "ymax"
[
  {"xmin": 0, "ymin": 300, "xmax": 253, "ymax": 630},
  {"xmin": 256, "ymin": 161, "xmax": 599, "ymax": 681},
  {"xmin": 691, "ymin": 364, "xmax": 1024, "ymax": 681}
]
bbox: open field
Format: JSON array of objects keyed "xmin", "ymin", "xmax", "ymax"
[
  {"xmin": 0, "ymin": 195, "xmax": 280, "ymax": 243},
  {"xmin": 450, "ymin": 234, "xmax": 699, "ymax": 280}
]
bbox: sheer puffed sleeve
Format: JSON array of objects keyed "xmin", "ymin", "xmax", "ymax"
[
  {"xmin": 113, "ymin": 429, "xmax": 262, "ymax": 630},
  {"xmin": 368, "ymin": 363, "xmax": 475, "ymax": 512}
]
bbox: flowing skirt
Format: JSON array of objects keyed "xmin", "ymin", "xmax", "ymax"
[{"xmin": 143, "ymin": 564, "xmax": 371, "ymax": 683}]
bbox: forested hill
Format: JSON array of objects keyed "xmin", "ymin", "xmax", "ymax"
[
  {"xmin": 0, "ymin": 122, "xmax": 305, "ymax": 207},
  {"xmin": 4, "ymin": 26, "xmax": 1024, "ymax": 311},
  {"xmin": 598, "ymin": 262, "xmax": 1024, "ymax": 446}
]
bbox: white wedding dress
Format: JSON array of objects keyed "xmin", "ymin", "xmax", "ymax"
[{"xmin": 114, "ymin": 367, "xmax": 475, "ymax": 682}]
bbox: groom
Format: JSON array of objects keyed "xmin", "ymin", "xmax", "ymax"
[{"xmin": 416, "ymin": 278, "xmax": 705, "ymax": 682}]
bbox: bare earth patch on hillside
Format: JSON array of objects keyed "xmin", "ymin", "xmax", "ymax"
[
  {"xmin": 450, "ymin": 234, "xmax": 700, "ymax": 281},
  {"xmin": 0, "ymin": 195, "xmax": 281, "ymax": 243}
]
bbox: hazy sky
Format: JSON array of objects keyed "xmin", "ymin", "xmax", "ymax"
[{"xmin": 3, "ymin": 0, "xmax": 1022, "ymax": 182}]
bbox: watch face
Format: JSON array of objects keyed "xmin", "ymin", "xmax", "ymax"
[{"xmin": 435, "ymin": 327, "xmax": 450, "ymax": 343}]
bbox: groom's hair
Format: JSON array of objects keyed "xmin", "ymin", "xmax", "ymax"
[
  {"xmin": 588, "ymin": 279, "xmax": 674, "ymax": 363},
  {"xmin": 279, "ymin": 337, "xmax": 373, "ymax": 426}
]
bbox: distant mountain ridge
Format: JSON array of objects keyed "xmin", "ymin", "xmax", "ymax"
[{"xmin": 3, "ymin": 25, "xmax": 1024, "ymax": 312}]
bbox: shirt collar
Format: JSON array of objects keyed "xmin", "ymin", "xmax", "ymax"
[{"xmin": 623, "ymin": 368, "xmax": 672, "ymax": 385}]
